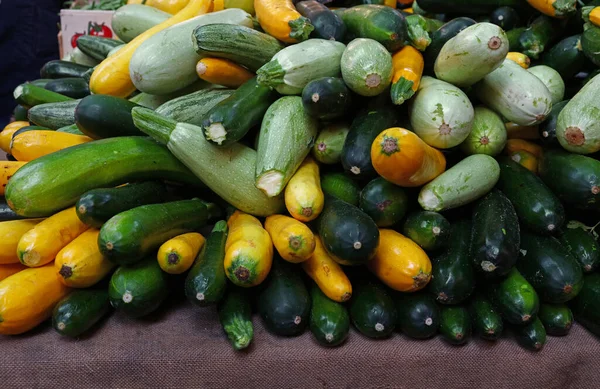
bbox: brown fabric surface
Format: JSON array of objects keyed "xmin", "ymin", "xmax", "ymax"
[{"xmin": 1, "ymin": 297, "xmax": 599, "ymax": 389}]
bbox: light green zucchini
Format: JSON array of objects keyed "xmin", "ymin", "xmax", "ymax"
[
  {"xmin": 68, "ymin": 47, "xmax": 100, "ymax": 67},
  {"xmin": 155, "ymin": 88, "xmax": 234, "ymax": 126},
  {"xmin": 528, "ymin": 65, "xmax": 565, "ymax": 105},
  {"xmin": 27, "ymin": 100, "xmax": 80, "ymax": 130},
  {"xmin": 111, "ymin": 4, "xmax": 170, "ymax": 43},
  {"xmin": 460, "ymin": 106, "xmax": 507, "ymax": 156},
  {"xmin": 340, "ymin": 38, "xmax": 393, "ymax": 97},
  {"xmin": 128, "ymin": 80, "xmax": 212, "ymax": 109}
]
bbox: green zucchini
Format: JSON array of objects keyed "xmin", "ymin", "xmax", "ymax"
[
  {"xmin": 155, "ymin": 88, "xmax": 234, "ymax": 126},
  {"xmin": 340, "ymin": 38, "xmax": 393, "ymax": 97},
  {"xmin": 296, "ymin": 0, "xmax": 346, "ymax": 41},
  {"xmin": 13, "ymin": 83, "xmax": 73, "ymax": 108},
  {"xmin": 66, "ymin": 47, "xmax": 99, "ymax": 67},
  {"xmin": 312, "ymin": 122, "xmax": 350, "ymax": 165},
  {"xmin": 395, "ymin": 292, "xmax": 439, "ymax": 339},
  {"xmin": 490, "ymin": 6, "xmax": 520, "ymax": 30},
  {"xmin": 76, "ymin": 181, "xmax": 167, "ymax": 228},
  {"xmin": 557, "ymin": 222, "xmax": 600, "ymax": 273},
  {"xmin": 255, "ymin": 96, "xmax": 318, "ymax": 197},
  {"xmin": 75, "ymin": 95, "xmax": 142, "ymax": 139},
  {"xmin": 98, "ymin": 199, "xmax": 219, "ymax": 265},
  {"xmin": 184, "ymin": 221, "xmax": 228, "ymax": 307},
  {"xmin": 439, "ymin": 305, "xmax": 471, "ymax": 345},
  {"xmin": 469, "ymin": 293, "xmax": 503, "ymax": 341},
  {"xmin": 402, "ymin": 211, "xmax": 450, "ymax": 251},
  {"xmin": 350, "ymin": 279, "xmax": 396, "ymax": 338},
  {"xmin": 257, "ymin": 258, "xmax": 311, "ymax": 337},
  {"xmin": 423, "ymin": 17, "xmax": 476, "ymax": 74},
  {"xmin": 539, "ymin": 100, "xmax": 569, "ymax": 146},
  {"xmin": 27, "ymin": 100, "xmax": 79, "ymax": 130},
  {"xmin": 13, "ymin": 105, "xmax": 28, "ymax": 121},
  {"xmin": 81, "ymin": 66, "xmax": 95, "ymax": 84},
  {"xmin": 582, "ymin": 23, "xmax": 600, "ymax": 67},
  {"xmin": 76, "ymin": 35, "xmax": 123, "ymax": 61},
  {"xmin": 542, "ymin": 35, "xmax": 586, "ymax": 80},
  {"xmin": 131, "ymin": 108, "xmax": 285, "ymax": 217},
  {"xmin": 193, "ymin": 24, "xmax": 285, "ymax": 72},
  {"xmin": 0, "ymin": 198, "xmax": 28, "ymax": 221},
  {"xmin": 309, "ymin": 282, "xmax": 350, "ymax": 347},
  {"xmin": 321, "ymin": 172, "xmax": 361, "ymax": 206},
  {"xmin": 218, "ymin": 286, "xmax": 253, "ymax": 350},
  {"xmin": 460, "ymin": 106, "xmax": 507, "ymax": 156},
  {"xmin": 52, "ymin": 289, "xmax": 111, "ymax": 337},
  {"xmin": 359, "ymin": 177, "xmax": 408, "ymax": 227},
  {"xmin": 570, "ymin": 272, "xmax": 600, "ymax": 337},
  {"xmin": 29, "ymin": 79, "xmax": 52, "ymax": 88},
  {"xmin": 417, "ymin": 0, "xmax": 523, "ymax": 14},
  {"xmin": 108, "ymin": 257, "xmax": 168, "ymax": 318},
  {"xmin": 57, "ymin": 124, "xmax": 85, "ymax": 135},
  {"xmin": 44, "ymin": 78, "xmax": 90, "ymax": 99},
  {"xmin": 538, "ymin": 303, "xmax": 573, "ymax": 336},
  {"xmin": 470, "ymin": 189, "xmax": 520, "ymax": 278},
  {"xmin": 111, "ymin": 4, "xmax": 169, "ymax": 43},
  {"xmin": 519, "ymin": 15, "xmax": 562, "ymax": 60},
  {"xmin": 486, "ymin": 268, "xmax": 539, "ymax": 325},
  {"xmin": 513, "ymin": 318, "xmax": 546, "ymax": 351},
  {"xmin": 405, "ymin": 14, "xmax": 432, "ymax": 51},
  {"xmin": 202, "ymin": 77, "xmax": 277, "ymax": 147},
  {"xmin": 418, "ymin": 154, "xmax": 500, "ymax": 212},
  {"xmin": 341, "ymin": 5, "xmax": 407, "ymax": 52},
  {"xmin": 506, "ymin": 27, "xmax": 526, "ymax": 51},
  {"xmin": 40, "ymin": 60, "xmax": 91, "ymax": 79},
  {"xmin": 301, "ymin": 77, "xmax": 352, "ymax": 121},
  {"xmin": 318, "ymin": 196, "xmax": 380, "ymax": 266},
  {"xmin": 527, "ymin": 65, "xmax": 565, "ymax": 105}
]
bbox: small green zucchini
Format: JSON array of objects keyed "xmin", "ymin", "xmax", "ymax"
[
  {"xmin": 27, "ymin": 100, "xmax": 80, "ymax": 130},
  {"xmin": 439, "ymin": 305, "xmax": 471, "ymax": 345},
  {"xmin": 582, "ymin": 23, "xmax": 600, "ymax": 67},
  {"xmin": 40, "ymin": 60, "xmax": 91, "ymax": 79},
  {"xmin": 528, "ymin": 65, "xmax": 565, "ymax": 105},
  {"xmin": 76, "ymin": 35, "xmax": 123, "ymax": 61},
  {"xmin": 558, "ymin": 222, "xmax": 600, "ymax": 273},
  {"xmin": 486, "ymin": 268, "xmax": 540, "ymax": 325},
  {"xmin": 312, "ymin": 122, "xmax": 350, "ymax": 165},
  {"xmin": 469, "ymin": 293, "xmax": 503, "ymax": 341},
  {"xmin": 460, "ymin": 106, "xmax": 507, "ymax": 156},
  {"xmin": 309, "ymin": 282, "xmax": 350, "ymax": 347},
  {"xmin": 218, "ymin": 286, "xmax": 253, "ymax": 350},
  {"xmin": 296, "ymin": 0, "xmax": 346, "ymax": 41},
  {"xmin": 395, "ymin": 292, "xmax": 439, "ymax": 339},
  {"xmin": 506, "ymin": 27, "xmax": 526, "ymax": 51},
  {"xmin": 402, "ymin": 211, "xmax": 450, "ymax": 251},
  {"xmin": 52, "ymin": 289, "xmax": 111, "ymax": 337},
  {"xmin": 518, "ymin": 15, "xmax": 562, "ymax": 59},
  {"xmin": 542, "ymin": 35, "xmax": 586, "ymax": 80},
  {"xmin": 301, "ymin": 77, "xmax": 352, "ymax": 121},
  {"xmin": 350, "ymin": 279, "xmax": 396, "ymax": 338},
  {"xmin": 569, "ymin": 272, "xmax": 600, "ymax": 337},
  {"xmin": 341, "ymin": 4, "xmax": 407, "ymax": 52},
  {"xmin": 13, "ymin": 105, "xmax": 28, "ymax": 121},
  {"xmin": 321, "ymin": 172, "xmax": 361, "ymax": 206},
  {"xmin": 14, "ymin": 83, "xmax": 73, "ymax": 108},
  {"xmin": 44, "ymin": 78, "xmax": 90, "ymax": 99},
  {"xmin": 490, "ymin": 6, "xmax": 521, "ymax": 31},
  {"xmin": 359, "ymin": 177, "xmax": 408, "ymax": 227},
  {"xmin": 75, "ymin": 95, "xmax": 143, "ymax": 139},
  {"xmin": 513, "ymin": 317, "xmax": 546, "ymax": 351},
  {"xmin": 538, "ymin": 303, "xmax": 573, "ymax": 336},
  {"xmin": 155, "ymin": 88, "xmax": 234, "ymax": 126},
  {"xmin": 341, "ymin": 38, "xmax": 393, "ymax": 97}
]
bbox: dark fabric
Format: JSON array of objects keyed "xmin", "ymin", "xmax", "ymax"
[{"xmin": 1, "ymin": 297, "xmax": 599, "ymax": 389}]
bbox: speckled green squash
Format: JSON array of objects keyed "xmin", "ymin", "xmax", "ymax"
[
  {"xmin": 460, "ymin": 106, "xmax": 507, "ymax": 156},
  {"xmin": 528, "ymin": 65, "xmax": 565, "ymax": 105},
  {"xmin": 341, "ymin": 38, "xmax": 393, "ymax": 97}
]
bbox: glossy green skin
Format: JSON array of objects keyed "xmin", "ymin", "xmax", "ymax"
[
  {"xmin": 538, "ymin": 150, "xmax": 600, "ymax": 212},
  {"xmin": 423, "ymin": 17, "xmax": 476, "ymax": 74},
  {"xmin": 395, "ymin": 293, "xmax": 439, "ymax": 339},
  {"xmin": 439, "ymin": 305, "xmax": 471, "ymax": 346},
  {"xmin": 0, "ymin": 198, "xmax": 28, "ymax": 221},
  {"xmin": 13, "ymin": 105, "xmax": 28, "ymax": 121},
  {"xmin": 185, "ymin": 221, "xmax": 228, "ymax": 307},
  {"xmin": 519, "ymin": 16, "xmax": 562, "ymax": 59},
  {"xmin": 469, "ymin": 293, "xmax": 503, "ymax": 341},
  {"xmin": 539, "ymin": 100, "xmax": 569, "ymax": 146},
  {"xmin": 538, "ymin": 303, "xmax": 573, "ymax": 336},
  {"xmin": 320, "ymin": 173, "xmax": 361, "ymax": 206},
  {"xmin": 486, "ymin": 268, "xmax": 539, "ymax": 325},
  {"xmin": 470, "ymin": 189, "xmax": 520, "ymax": 278},
  {"xmin": 417, "ymin": 0, "xmax": 522, "ymax": 13},
  {"xmin": 309, "ymin": 283, "xmax": 350, "ymax": 347},
  {"xmin": 45, "ymin": 78, "xmax": 90, "ymax": 99},
  {"xmin": 312, "ymin": 123, "xmax": 349, "ymax": 165},
  {"xmin": 349, "ymin": 280, "xmax": 396, "ymax": 338},
  {"xmin": 517, "ymin": 231, "xmax": 583, "ymax": 304},
  {"xmin": 109, "ymin": 257, "xmax": 168, "ymax": 318},
  {"xmin": 27, "ymin": 100, "xmax": 79, "ymax": 130},
  {"xmin": 257, "ymin": 258, "xmax": 311, "ymax": 337},
  {"xmin": 506, "ymin": 27, "xmax": 526, "ymax": 51},
  {"xmin": 359, "ymin": 177, "xmax": 408, "ymax": 227},
  {"xmin": 318, "ymin": 196, "xmax": 380, "ymax": 266},
  {"xmin": 496, "ymin": 158, "xmax": 565, "ymax": 235},
  {"xmin": 542, "ymin": 35, "xmax": 586, "ymax": 80},
  {"xmin": 341, "ymin": 106, "xmax": 397, "ymax": 180},
  {"xmin": 57, "ymin": 124, "xmax": 85, "ymax": 135},
  {"xmin": 301, "ymin": 77, "xmax": 352, "ymax": 121},
  {"xmin": 296, "ymin": 1, "xmax": 346, "ymax": 41},
  {"xmin": 52, "ymin": 289, "xmax": 111, "ymax": 337},
  {"xmin": 75, "ymin": 95, "xmax": 143, "ymax": 139},
  {"xmin": 218, "ymin": 287, "xmax": 253, "ymax": 350},
  {"xmin": 402, "ymin": 211, "xmax": 450, "ymax": 251},
  {"xmin": 40, "ymin": 60, "xmax": 91, "ymax": 79},
  {"xmin": 570, "ymin": 273, "xmax": 600, "ymax": 337},
  {"xmin": 490, "ymin": 6, "xmax": 520, "ymax": 30},
  {"xmin": 76, "ymin": 181, "xmax": 167, "ymax": 228},
  {"xmin": 582, "ymin": 25, "xmax": 600, "ymax": 67},
  {"xmin": 202, "ymin": 77, "xmax": 277, "ymax": 147},
  {"xmin": 5, "ymin": 137, "xmax": 202, "ymax": 217},
  {"xmin": 15, "ymin": 84, "xmax": 73, "ymax": 109},
  {"xmin": 76, "ymin": 35, "xmax": 122, "ymax": 61},
  {"xmin": 98, "ymin": 199, "xmax": 217, "ymax": 265},
  {"xmin": 429, "ymin": 220, "xmax": 475, "ymax": 305},
  {"xmin": 513, "ymin": 318, "xmax": 547, "ymax": 351},
  {"xmin": 341, "ymin": 5, "xmax": 407, "ymax": 52},
  {"xmin": 558, "ymin": 226, "xmax": 600, "ymax": 273}
]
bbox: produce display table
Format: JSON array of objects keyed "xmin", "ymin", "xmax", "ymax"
[{"xmin": 2, "ymin": 297, "xmax": 599, "ymax": 389}]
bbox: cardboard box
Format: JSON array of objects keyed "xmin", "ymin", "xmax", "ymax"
[{"xmin": 59, "ymin": 9, "xmax": 116, "ymax": 58}]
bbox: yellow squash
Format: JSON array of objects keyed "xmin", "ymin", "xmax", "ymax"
[
  {"xmin": 224, "ymin": 210, "xmax": 273, "ymax": 287},
  {"xmin": 10, "ymin": 131, "xmax": 92, "ymax": 162},
  {"xmin": 384, "ymin": 0, "xmax": 396, "ymax": 7},
  {"xmin": 0, "ymin": 121, "xmax": 29, "ymax": 152},
  {"xmin": 588, "ymin": 6, "xmax": 600, "ymax": 27},
  {"xmin": 0, "ymin": 264, "xmax": 69, "ymax": 335},
  {"xmin": 0, "ymin": 263, "xmax": 28, "ymax": 281},
  {"xmin": 505, "ymin": 122, "xmax": 539, "ymax": 140},
  {"xmin": 18, "ymin": 207, "xmax": 89, "ymax": 267},
  {"xmin": 196, "ymin": 58, "xmax": 254, "ymax": 88},
  {"xmin": 157, "ymin": 232, "xmax": 205, "ymax": 274},
  {"xmin": 391, "ymin": 46, "xmax": 424, "ymax": 105},
  {"xmin": 127, "ymin": 0, "xmax": 191, "ymax": 14},
  {"xmin": 504, "ymin": 139, "xmax": 543, "ymax": 159},
  {"xmin": 265, "ymin": 214, "xmax": 315, "ymax": 263},
  {"xmin": 367, "ymin": 229, "xmax": 432, "ymax": 292},
  {"xmin": 506, "ymin": 52, "xmax": 531, "ymax": 69},
  {"xmin": 255, "ymin": 0, "xmax": 314, "ymax": 43},
  {"xmin": 54, "ymin": 229, "xmax": 115, "ymax": 288},
  {"xmin": 1, "ymin": 161, "xmax": 26, "ymax": 195},
  {"xmin": 0, "ymin": 219, "xmax": 42, "ymax": 264},
  {"xmin": 284, "ymin": 157, "xmax": 324, "ymax": 222},
  {"xmin": 526, "ymin": 0, "xmax": 576, "ymax": 18},
  {"xmin": 302, "ymin": 237, "xmax": 352, "ymax": 302},
  {"xmin": 510, "ymin": 150, "xmax": 539, "ymax": 174},
  {"xmin": 90, "ymin": 0, "xmax": 212, "ymax": 97}
]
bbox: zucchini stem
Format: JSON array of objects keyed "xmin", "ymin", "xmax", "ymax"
[
  {"xmin": 131, "ymin": 107, "xmax": 176, "ymax": 145},
  {"xmin": 256, "ymin": 171, "xmax": 284, "ymax": 198}
]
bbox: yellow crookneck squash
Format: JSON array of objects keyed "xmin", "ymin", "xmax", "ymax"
[
  {"xmin": 0, "ymin": 219, "xmax": 42, "ymax": 264},
  {"xmin": 0, "ymin": 121, "xmax": 29, "ymax": 152},
  {"xmin": 196, "ymin": 58, "xmax": 254, "ymax": 88},
  {"xmin": 264, "ymin": 214, "xmax": 315, "ymax": 263},
  {"xmin": 302, "ymin": 236, "xmax": 352, "ymax": 302},
  {"xmin": 127, "ymin": 0, "xmax": 191, "ymax": 14},
  {"xmin": 10, "ymin": 131, "xmax": 92, "ymax": 162},
  {"xmin": 157, "ymin": 232, "xmax": 205, "ymax": 274},
  {"xmin": 284, "ymin": 157, "xmax": 324, "ymax": 222},
  {"xmin": 390, "ymin": 45, "xmax": 424, "ymax": 105},
  {"xmin": 254, "ymin": 0, "xmax": 314, "ymax": 43}
]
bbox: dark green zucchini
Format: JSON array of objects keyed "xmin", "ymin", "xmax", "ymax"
[
  {"xmin": 570, "ymin": 272, "xmax": 600, "ymax": 337},
  {"xmin": 201, "ymin": 77, "xmax": 277, "ymax": 147},
  {"xmin": 439, "ymin": 305, "xmax": 471, "ymax": 346},
  {"xmin": 27, "ymin": 100, "xmax": 79, "ymax": 130},
  {"xmin": 40, "ymin": 60, "xmax": 91, "ymax": 79},
  {"xmin": 428, "ymin": 220, "xmax": 475, "ymax": 305},
  {"xmin": 469, "ymin": 293, "xmax": 503, "ymax": 341},
  {"xmin": 0, "ymin": 198, "xmax": 28, "ymax": 221},
  {"xmin": 518, "ymin": 231, "xmax": 584, "ymax": 304},
  {"xmin": 486, "ymin": 268, "xmax": 539, "ymax": 325},
  {"xmin": 44, "ymin": 78, "xmax": 90, "ymax": 99},
  {"xmin": 218, "ymin": 286, "xmax": 253, "ymax": 350},
  {"xmin": 417, "ymin": 0, "xmax": 523, "ymax": 14},
  {"xmin": 309, "ymin": 282, "xmax": 350, "ymax": 346},
  {"xmin": 506, "ymin": 27, "xmax": 526, "ymax": 51},
  {"xmin": 312, "ymin": 122, "xmax": 350, "ymax": 165},
  {"xmin": 257, "ymin": 257, "xmax": 311, "ymax": 337},
  {"xmin": 320, "ymin": 172, "xmax": 361, "ymax": 206},
  {"xmin": 489, "ymin": 6, "xmax": 520, "ymax": 31},
  {"xmin": 582, "ymin": 24, "xmax": 600, "ymax": 67},
  {"xmin": 557, "ymin": 224, "xmax": 600, "ymax": 273},
  {"xmin": 296, "ymin": 0, "xmax": 346, "ymax": 41},
  {"xmin": 318, "ymin": 195, "xmax": 380, "ymax": 266},
  {"xmin": 519, "ymin": 15, "xmax": 563, "ymax": 60},
  {"xmin": 402, "ymin": 211, "xmax": 450, "ymax": 251},
  {"xmin": 542, "ymin": 35, "xmax": 586, "ymax": 80},
  {"xmin": 340, "ymin": 106, "xmax": 397, "ymax": 179},
  {"xmin": 301, "ymin": 77, "xmax": 352, "ymax": 121},
  {"xmin": 349, "ymin": 279, "xmax": 396, "ymax": 338},
  {"xmin": 341, "ymin": 4, "xmax": 407, "ymax": 52},
  {"xmin": 497, "ymin": 158, "xmax": 565, "ymax": 235},
  {"xmin": 538, "ymin": 303, "xmax": 573, "ymax": 336},
  {"xmin": 98, "ymin": 199, "xmax": 220, "ymax": 265},
  {"xmin": 423, "ymin": 17, "xmax": 477, "ymax": 74},
  {"xmin": 108, "ymin": 257, "xmax": 168, "ymax": 318},
  {"xmin": 13, "ymin": 105, "xmax": 28, "ymax": 121},
  {"xmin": 76, "ymin": 181, "xmax": 168, "ymax": 228},
  {"xmin": 75, "ymin": 95, "xmax": 143, "ymax": 139},
  {"xmin": 29, "ymin": 79, "xmax": 53, "ymax": 88},
  {"xmin": 14, "ymin": 83, "xmax": 73, "ymax": 108},
  {"xmin": 395, "ymin": 292, "xmax": 439, "ymax": 339},
  {"xmin": 185, "ymin": 221, "xmax": 228, "ymax": 307},
  {"xmin": 513, "ymin": 318, "xmax": 546, "ymax": 351},
  {"xmin": 76, "ymin": 35, "xmax": 123, "ymax": 61},
  {"xmin": 57, "ymin": 124, "xmax": 85, "ymax": 135},
  {"xmin": 359, "ymin": 177, "xmax": 408, "ymax": 227},
  {"xmin": 52, "ymin": 289, "xmax": 111, "ymax": 337},
  {"xmin": 539, "ymin": 100, "xmax": 569, "ymax": 146},
  {"xmin": 470, "ymin": 189, "xmax": 520, "ymax": 278}
]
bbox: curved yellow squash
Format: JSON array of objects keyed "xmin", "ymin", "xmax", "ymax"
[
  {"xmin": 10, "ymin": 131, "xmax": 92, "ymax": 162},
  {"xmin": 157, "ymin": 232, "xmax": 205, "ymax": 274},
  {"xmin": 265, "ymin": 214, "xmax": 315, "ymax": 263},
  {"xmin": 1, "ymin": 161, "xmax": 26, "ymax": 195},
  {"xmin": 255, "ymin": 0, "xmax": 313, "ymax": 43},
  {"xmin": 0, "ymin": 219, "xmax": 42, "ymax": 264},
  {"xmin": 302, "ymin": 237, "xmax": 352, "ymax": 302},
  {"xmin": 0, "ymin": 264, "xmax": 69, "ymax": 335},
  {"xmin": 284, "ymin": 157, "xmax": 324, "ymax": 222},
  {"xmin": 196, "ymin": 58, "xmax": 254, "ymax": 88},
  {"xmin": 0, "ymin": 263, "xmax": 28, "ymax": 281},
  {"xmin": 127, "ymin": 0, "xmax": 191, "ymax": 14},
  {"xmin": 0, "ymin": 121, "xmax": 29, "ymax": 152},
  {"xmin": 90, "ymin": 0, "xmax": 213, "ymax": 97}
]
